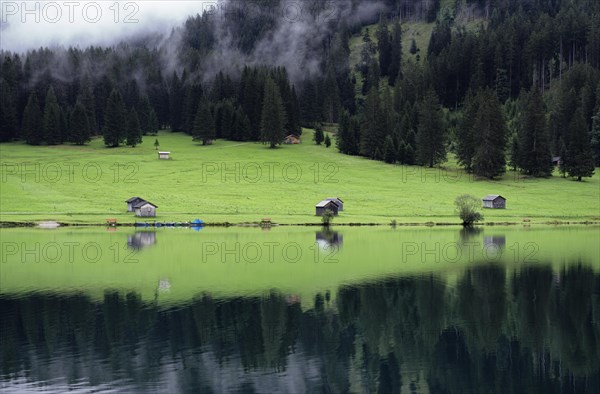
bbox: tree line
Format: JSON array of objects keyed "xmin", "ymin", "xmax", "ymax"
[{"xmin": 0, "ymin": 0, "xmax": 598, "ymax": 176}]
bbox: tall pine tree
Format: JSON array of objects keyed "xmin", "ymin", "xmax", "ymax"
[
  {"xmin": 565, "ymin": 108, "xmax": 595, "ymax": 181},
  {"xmin": 518, "ymin": 88, "xmax": 553, "ymax": 177},
  {"xmin": 126, "ymin": 108, "xmax": 142, "ymax": 147},
  {"xmin": 21, "ymin": 91, "xmax": 43, "ymax": 145},
  {"xmin": 103, "ymin": 89, "xmax": 127, "ymax": 147},
  {"xmin": 455, "ymin": 90, "xmax": 479, "ymax": 172},
  {"xmin": 192, "ymin": 98, "xmax": 215, "ymax": 145},
  {"xmin": 472, "ymin": 89, "xmax": 508, "ymax": 179},
  {"xmin": 69, "ymin": 101, "xmax": 91, "ymax": 145},
  {"xmin": 43, "ymin": 86, "xmax": 62, "ymax": 145},
  {"xmin": 416, "ymin": 89, "xmax": 446, "ymax": 167},
  {"xmin": 260, "ymin": 78, "xmax": 286, "ymax": 149}
]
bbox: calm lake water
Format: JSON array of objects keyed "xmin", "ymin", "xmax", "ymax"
[{"xmin": 0, "ymin": 226, "xmax": 599, "ymax": 393}]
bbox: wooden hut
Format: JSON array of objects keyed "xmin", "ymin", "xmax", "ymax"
[
  {"xmin": 316, "ymin": 200, "xmax": 340, "ymax": 216},
  {"xmin": 326, "ymin": 198, "xmax": 344, "ymax": 211},
  {"xmin": 134, "ymin": 201, "xmax": 158, "ymax": 217},
  {"xmin": 126, "ymin": 197, "xmax": 147, "ymax": 212},
  {"xmin": 158, "ymin": 151, "xmax": 171, "ymax": 160},
  {"xmin": 483, "ymin": 195, "xmax": 507, "ymax": 209}
]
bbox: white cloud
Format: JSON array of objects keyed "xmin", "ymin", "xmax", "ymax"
[{"xmin": 0, "ymin": 0, "xmax": 217, "ymax": 51}]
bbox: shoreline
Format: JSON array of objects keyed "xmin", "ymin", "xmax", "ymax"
[{"xmin": 1, "ymin": 219, "xmax": 599, "ymax": 229}]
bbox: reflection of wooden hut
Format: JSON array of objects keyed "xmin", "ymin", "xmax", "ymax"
[
  {"xmin": 316, "ymin": 200, "xmax": 340, "ymax": 216},
  {"xmin": 284, "ymin": 135, "xmax": 301, "ymax": 144},
  {"xmin": 316, "ymin": 230, "xmax": 343, "ymax": 248},
  {"xmin": 128, "ymin": 231, "xmax": 157, "ymax": 250},
  {"xmin": 134, "ymin": 201, "xmax": 158, "ymax": 217},
  {"xmin": 484, "ymin": 235, "xmax": 506, "ymax": 249},
  {"xmin": 483, "ymin": 195, "xmax": 506, "ymax": 209}
]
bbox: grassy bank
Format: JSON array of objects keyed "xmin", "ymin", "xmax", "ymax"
[{"xmin": 0, "ymin": 130, "xmax": 598, "ymax": 226}]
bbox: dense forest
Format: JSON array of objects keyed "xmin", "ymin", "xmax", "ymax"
[
  {"xmin": 1, "ymin": 0, "xmax": 599, "ymax": 179},
  {"xmin": 1, "ymin": 264, "xmax": 598, "ymax": 392}
]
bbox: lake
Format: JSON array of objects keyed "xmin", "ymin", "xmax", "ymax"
[{"xmin": 0, "ymin": 226, "xmax": 599, "ymax": 393}]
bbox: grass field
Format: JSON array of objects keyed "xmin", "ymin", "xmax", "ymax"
[{"xmin": 0, "ymin": 130, "xmax": 598, "ymax": 225}]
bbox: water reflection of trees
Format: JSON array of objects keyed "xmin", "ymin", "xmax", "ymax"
[{"xmin": 1, "ymin": 264, "xmax": 599, "ymax": 392}]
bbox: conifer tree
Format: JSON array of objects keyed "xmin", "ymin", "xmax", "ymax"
[
  {"xmin": 388, "ymin": 20, "xmax": 403, "ymax": 85},
  {"xmin": 416, "ymin": 89, "xmax": 446, "ymax": 167},
  {"xmin": 103, "ymin": 89, "xmax": 127, "ymax": 147},
  {"xmin": 472, "ymin": 89, "xmax": 508, "ymax": 179},
  {"xmin": 383, "ymin": 135, "xmax": 396, "ymax": 164},
  {"xmin": 360, "ymin": 87, "xmax": 383, "ymax": 159},
  {"xmin": 565, "ymin": 108, "xmax": 595, "ymax": 181},
  {"xmin": 325, "ymin": 134, "xmax": 332, "ymax": 148},
  {"xmin": 314, "ymin": 125, "xmax": 324, "ymax": 145},
  {"xmin": 126, "ymin": 108, "xmax": 142, "ymax": 147},
  {"xmin": 591, "ymin": 107, "xmax": 600, "ymax": 166},
  {"xmin": 376, "ymin": 16, "xmax": 392, "ymax": 78},
  {"xmin": 518, "ymin": 88, "xmax": 553, "ymax": 177},
  {"xmin": 43, "ymin": 86, "xmax": 62, "ymax": 145},
  {"xmin": 455, "ymin": 91, "xmax": 479, "ymax": 172},
  {"xmin": 21, "ymin": 91, "xmax": 43, "ymax": 145},
  {"xmin": 69, "ymin": 101, "xmax": 91, "ymax": 145},
  {"xmin": 260, "ymin": 77, "xmax": 286, "ymax": 148},
  {"xmin": 0, "ymin": 78, "xmax": 18, "ymax": 142},
  {"xmin": 193, "ymin": 99, "xmax": 215, "ymax": 145}
]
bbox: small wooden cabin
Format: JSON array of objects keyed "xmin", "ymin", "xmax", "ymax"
[
  {"xmin": 134, "ymin": 201, "xmax": 158, "ymax": 217},
  {"xmin": 326, "ymin": 198, "xmax": 344, "ymax": 211},
  {"xmin": 483, "ymin": 195, "xmax": 506, "ymax": 209},
  {"xmin": 552, "ymin": 156, "xmax": 562, "ymax": 167},
  {"xmin": 316, "ymin": 200, "xmax": 340, "ymax": 216},
  {"xmin": 284, "ymin": 135, "xmax": 301, "ymax": 144},
  {"xmin": 158, "ymin": 151, "xmax": 171, "ymax": 160},
  {"xmin": 126, "ymin": 197, "xmax": 147, "ymax": 212}
]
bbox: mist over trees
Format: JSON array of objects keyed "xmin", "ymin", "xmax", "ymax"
[{"xmin": 0, "ymin": 0, "xmax": 598, "ymax": 178}]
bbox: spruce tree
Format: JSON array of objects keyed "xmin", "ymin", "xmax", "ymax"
[
  {"xmin": 404, "ymin": 129, "xmax": 417, "ymax": 165},
  {"xmin": 79, "ymin": 78, "xmax": 97, "ymax": 133},
  {"xmin": 325, "ymin": 134, "xmax": 332, "ymax": 148},
  {"xmin": 126, "ymin": 108, "xmax": 142, "ymax": 147},
  {"xmin": 43, "ymin": 86, "xmax": 62, "ymax": 145},
  {"xmin": 193, "ymin": 99, "xmax": 215, "ymax": 145},
  {"xmin": 376, "ymin": 17, "xmax": 392, "ymax": 78},
  {"xmin": 455, "ymin": 91, "xmax": 478, "ymax": 172},
  {"xmin": 360, "ymin": 86, "xmax": 383, "ymax": 159},
  {"xmin": 21, "ymin": 91, "xmax": 43, "ymax": 145},
  {"xmin": 565, "ymin": 108, "xmax": 595, "ymax": 181},
  {"xmin": 410, "ymin": 39, "xmax": 418, "ymax": 55},
  {"xmin": 0, "ymin": 78, "xmax": 18, "ymax": 142},
  {"xmin": 472, "ymin": 89, "xmax": 508, "ymax": 179},
  {"xmin": 388, "ymin": 20, "xmax": 403, "ymax": 85},
  {"xmin": 69, "ymin": 101, "xmax": 91, "ymax": 145},
  {"xmin": 416, "ymin": 89, "xmax": 446, "ymax": 167},
  {"xmin": 383, "ymin": 135, "xmax": 396, "ymax": 163},
  {"xmin": 510, "ymin": 135, "xmax": 520, "ymax": 172},
  {"xmin": 103, "ymin": 89, "xmax": 127, "ymax": 147},
  {"xmin": 148, "ymin": 109, "xmax": 159, "ymax": 136},
  {"xmin": 591, "ymin": 107, "xmax": 600, "ymax": 167},
  {"xmin": 518, "ymin": 88, "xmax": 553, "ymax": 177},
  {"xmin": 138, "ymin": 95, "xmax": 153, "ymax": 135},
  {"xmin": 260, "ymin": 77, "xmax": 286, "ymax": 149},
  {"xmin": 314, "ymin": 125, "xmax": 324, "ymax": 145}
]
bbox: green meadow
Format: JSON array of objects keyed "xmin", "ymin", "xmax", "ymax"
[{"xmin": 0, "ymin": 130, "xmax": 598, "ymax": 225}]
